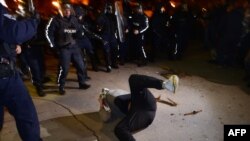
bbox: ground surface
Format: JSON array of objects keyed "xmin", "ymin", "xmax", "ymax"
[{"xmin": 0, "ymin": 41, "xmax": 250, "ymax": 141}]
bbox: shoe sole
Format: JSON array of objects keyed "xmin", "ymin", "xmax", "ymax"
[{"xmin": 169, "ymin": 75, "xmax": 179, "ymax": 94}]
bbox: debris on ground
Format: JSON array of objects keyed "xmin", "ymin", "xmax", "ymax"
[
  {"xmin": 156, "ymin": 96, "xmax": 178, "ymax": 106},
  {"xmin": 184, "ymin": 110, "xmax": 202, "ymax": 116}
]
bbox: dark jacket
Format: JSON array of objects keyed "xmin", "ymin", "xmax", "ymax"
[
  {"xmin": 131, "ymin": 13, "xmax": 149, "ymax": 34},
  {"xmin": 0, "ymin": 4, "xmax": 38, "ymax": 44},
  {"xmin": 0, "ymin": 4, "xmax": 38, "ymax": 61},
  {"xmin": 97, "ymin": 13, "xmax": 117, "ymax": 35},
  {"xmin": 46, "ymin": 15, "xmax": 81, "ymax": 48}
]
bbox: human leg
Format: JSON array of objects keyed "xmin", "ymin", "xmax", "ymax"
[
  {"xmin": 71, "ymin": 47, "xmax": 90, "ymax": 89},
  {"xmin": 110, "ymin": 36, "xmax": 119, "ymax": 68},
  {"xmin": 5, "ymin": 74, "xmax": 41, "ymax": 141},
  {"xmin": 128, "ymin": 74, "xmax": 160, "ymax": 115},
  {"xmin": 84, "ymin": 38, "xmax": 99, "ymax": 71},
  {"xmin": 135, "ymin": 35, "xmax": 147, "ymax": 66},
  {"xmin": 58, "ymin": 49, "xmax": 71, "ymax": 94},
  {"xmin": 114, "ymin": 94, "xmax": 131, "ymax": 115},
  {"xmin": 101, "ymin": 35, "xmax": 112, "ymax": 72},
  {"xmin": 128, "ymin": 74, "xmax": 163, "ymax": 95},
  {"xmin": 25, "ymin": 47, "xmax": 45, "ymax": 97}
]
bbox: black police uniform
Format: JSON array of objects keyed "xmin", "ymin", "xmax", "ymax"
[
  {"xmin": 46, "ymin": 13, "xmax": 90, "ymax": 94},
  {"xmin": 151, "ymin": 4, "xmax": 171, "ymax": 61},
  {"xmin": 22, "ymin": 21, "xmax": 48, "ymax": 97},
  {"xmin": 0, "ymin": 4, "xmax": 41, "ymax": 141},
  {"xmin": 130, "ymin": 11, "xmax": 149, "ymax": 66},
  {"xmin": 75, "ymin": 6, "xmax": 99, "ymax": 72},
  {"xmin": 217, "ymin": 6, "xmax": 244, "ymax": 66},
  {"xmin": 97, "ymin": 8, "xmax": 119, "ymax": 72},
  {"xmin": 171, "ymin": 5, "xmax": 192, "ymax": 59}
]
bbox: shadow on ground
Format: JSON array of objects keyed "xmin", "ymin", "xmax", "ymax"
[{"xmin": 41, "ymin": 112, "xmax": 121, "ymax": 141}]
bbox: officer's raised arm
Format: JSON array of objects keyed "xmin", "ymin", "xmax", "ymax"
[{"xmin": 0, "ymin": 4, "xmax": 39, "ymax": 44}]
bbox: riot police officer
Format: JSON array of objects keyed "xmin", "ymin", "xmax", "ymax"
[
  {"xmin": 46, "ymin": 3, "xmax": 90, "ymax": 95},
  {"xmin": 75, "ymin": 6, "xmax": 102, "ymax": 72},
  {"xmin": 171, "ymin": 3, "xmax": 192, "ymax": 59},
  {"xmin": 130, "ymin": 4, "xmax": 149, "ymax": 66},
  {"xmin": 22, "ymin": 20, "xmax": 49, "ymax": 97},
  {"xmin": 0, "ymin": 1, "xmax": 42, "ymax": 140},
  {"xmin": 97, "ymin": 3, "xmax": 119, "ymax": 72},
  {"xmin": 151, "ymin": 3, "xmax": 171, "ymax": 61}
]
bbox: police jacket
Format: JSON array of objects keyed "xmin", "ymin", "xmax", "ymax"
[
  {"xmin": 151, "ymin": 12, "xmax": 170, "ymax": 37},
  {"xmin": 97, "ymin": 13, "xmax": 117, "ymax": 35},
  {"xmin": 224, "ymin": 8, "xmax": 244, "ymax": 42},
  {"xmin": 171, "ymin": 9, "xmax": 192, "ymax": 34},
  {"xmin": 131, "ymin": 13, "xmax": 149, "ymax": 34},
  {"xmin": 23, "ymin": 20, "xmax": 48, "ymax": 48},
  {"xmin": 77, "ymin": 17, "xmax": 103, "ymax": 41},
  {"xmin": 0, "ymin": 4, "xmax": 38, "ymax": 62},
  {"xmin": 46, "ymin": 15, "xmax": 81, "ymax": 48}
]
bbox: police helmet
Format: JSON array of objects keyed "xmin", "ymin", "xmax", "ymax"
[
  {"xmin": 63, "ymin": 4, "xmax": 72, "ymax": 10},
  {"xmin": 104, "ymin": 3, "xmax": 113, "ymax": 14},
  {"xmin": 135, "ymin": 4, "xmax": 143, "ymax": 14}
]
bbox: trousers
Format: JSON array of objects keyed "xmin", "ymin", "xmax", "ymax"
[
  {"xmin": 114, "ymin": 74, "xmax": 163, "ymax": 141},
  {"xmin": 0, "ymin": 73, "xmax": 41, "ymax": 141},
  {"xmin": 57, "ymin": 44, "xmax": 87, "ymax": 87}
]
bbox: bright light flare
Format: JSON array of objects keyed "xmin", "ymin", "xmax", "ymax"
[
  {"xmin": 144, "ymin": 10, "xmax": 153, "ymax": 18},
  {"xmin": 16, "ymin": 5, "xmax": 25, "ymax": 17},
  {"xmin": 17, "ymin": 5, "xmax": 24, "ymax": 10},
  {"xmin": 52, "ymin": 1, "xmax": 60, "ymax": 8},
  {"xmin": 70, "ymin": 0, "xmax": 89, "ymax": 5},
  {"xmin": 52, "ymin": 1, "xmax": 63, "ymax": 16},
  {"xmin": 169, "ymin": 1, "xmax": 176, "ymax": 8},
  {"xmin": 82, "ymin": 0, "xmax": 89, "ymax": 5},
  {"xmin": 17, "ymin": 0, "xmax": 24, "ymax": 4},
  {"xmin": 202, "ymin": 8, "xmax": 207, "ymax": 12}
]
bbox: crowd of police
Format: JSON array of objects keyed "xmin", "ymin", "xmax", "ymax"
[
  {"xmin": 200, "ymin": 0, "xmax": 250, "ymax": 85},
  {"xmin": 17, "ymin": 1, "xmax": 154, "ymax": 97},
  {"xmin": 4, "ymin": 0, "xmax": 250, "ymax": 99}
]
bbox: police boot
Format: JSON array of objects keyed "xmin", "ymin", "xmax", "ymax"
[
  {"xmin": 106, "ymin": 66, "xmax": 112, "ymax": 73},
  {"xmin": 59, "ymin": 86, "xmax": 66, "ymax": 95},
  {"xmin": 35, "ymin": 83, "xmax": 46, "ymax": 97},
  {"xmin": 79, "ymin": 83, "xmax": 91, "ymax": 90},
  {"xmin": 36, "ymin": 87, "xmax": 45, "ymax": 97}
]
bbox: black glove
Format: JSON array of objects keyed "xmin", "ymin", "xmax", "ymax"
[
  {"xmin": 103, "ymin": 40, "xmax": 108, "ymax": 46},
  {"xmin": 32, "ymin": 12, "xmax": 40, "ymax": 23}
]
